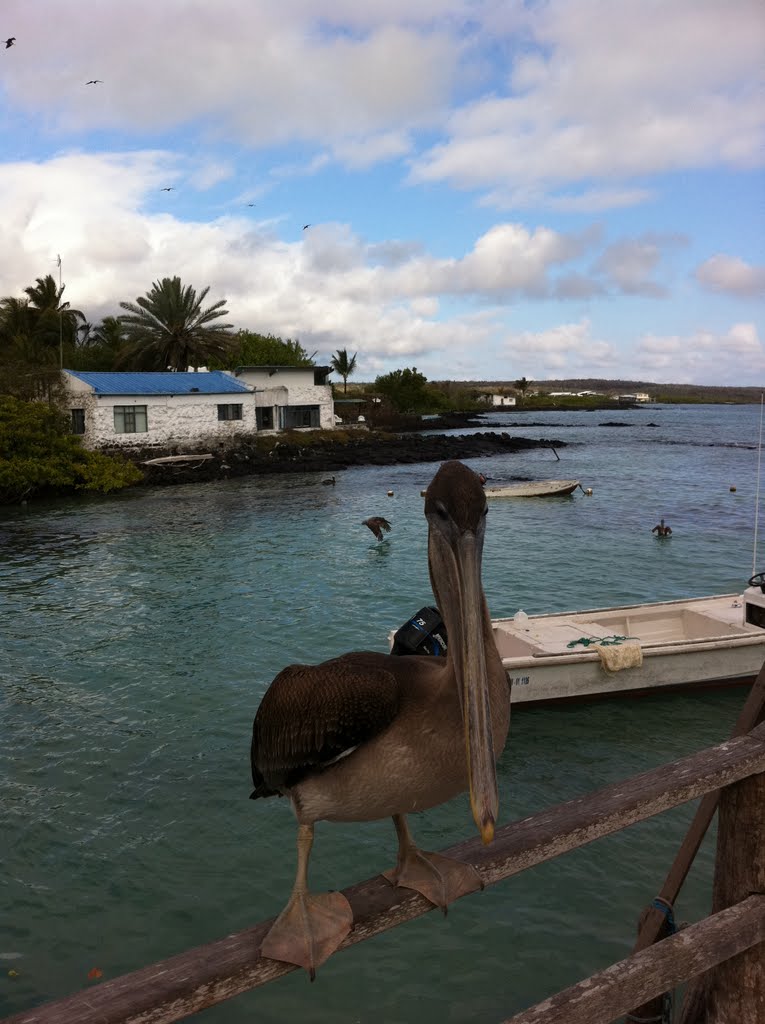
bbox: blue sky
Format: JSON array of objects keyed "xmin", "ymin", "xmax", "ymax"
[{"xmin": 1, "ymin": 0, "xmax": 763, "ymax": 385}]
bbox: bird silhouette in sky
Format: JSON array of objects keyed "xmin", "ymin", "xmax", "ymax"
[
  {"xmin": 85, "ymin": 79, "xmax": 103, "ymax": 85},
  {"xmin": 5, "ymin": 37, "xmax": 15, "ymax": 48},
  {"xmin": 247, "ymin": 203, "xmax": 255, "ymax": 207},
  {"xmin": 302, "ymin": 224, "xmax": 311, "ymax": 230},
  {"xmin": 160, "ymin": 187, "xmax": 175, "ymax": 192}
]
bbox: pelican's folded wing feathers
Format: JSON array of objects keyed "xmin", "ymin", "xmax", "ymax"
[{"xmin": 251, "ymin": 659, "xmax": 400, "ymax": 797}]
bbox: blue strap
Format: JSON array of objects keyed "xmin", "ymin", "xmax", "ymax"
[{"xmin": 651, "ymin": 897, "xmax": 677, "ymax": 934}]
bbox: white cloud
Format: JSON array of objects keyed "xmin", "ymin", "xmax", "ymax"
[
  {"xmin": 499, "ymin": 319, "xmax": 765, "ymax": 385},
  {"xmin": 695, "ymin": 254, "xmax": 765, "ymax": 297},
  {"xmin": 409, "ymin": 0, "xmax": 765, "ymax": 206},
  {"xmin": 595, "ymin": 236, "xmax": 681, "ymax": 297},
  {"xmin": 502, "ymin": 320, "xmax": 619, "ymax": 376},
  {"xmin": 1, "ymin": 2, "xmax": 457, "ymax": 160},
  {"xmin": 634, "ymin": 323, "xmax": 765, "ymax": 384}
]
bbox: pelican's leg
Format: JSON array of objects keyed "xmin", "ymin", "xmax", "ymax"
[
  {"xmin": 382, "ymin": 814, "xmax": 483, "ymax": 913},
  {"xmin": 260, "ymin": 823, "xmax": 353, "ymax": 980}
]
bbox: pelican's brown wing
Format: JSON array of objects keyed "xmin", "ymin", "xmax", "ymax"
[{"xmin": 251, "ymin": 657, "xmax": 400, "ymax": 797}]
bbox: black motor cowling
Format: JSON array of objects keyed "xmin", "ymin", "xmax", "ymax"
[{"xmin": 391, "ymin": 606, "xmax": 448, "ymax": 656}]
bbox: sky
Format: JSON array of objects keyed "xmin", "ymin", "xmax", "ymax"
[{"xmin": 1, "ymin": 0, "xmax": 764, "ymax": 386}]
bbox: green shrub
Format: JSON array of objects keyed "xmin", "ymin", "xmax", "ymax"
[{"xmin": 0, "ymin": 397, "xmax": 143, "ymax": 504}]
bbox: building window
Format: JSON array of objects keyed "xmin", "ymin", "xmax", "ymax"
[
  {"xmin": 114, "ymin": 405, "xmax": 148, "ymax": 434},
  {"xmin": 71, "ymin": 408, "xmax": 85, "ymax": 435},
  {"xmin": 283, "ymin": 405, "xmax": 320, "ymax": 429},
  {"xmin": 217, "ymin": 403, "xmax": 243, "ymax": 421},
  {"xmin": 256, "ymin": 407, "xmax": 273, "ymax": 430}
]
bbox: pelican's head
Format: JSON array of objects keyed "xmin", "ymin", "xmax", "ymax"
[{"xmin": 424, "ymin": 461, "xmax": 497, "ymax": 844}]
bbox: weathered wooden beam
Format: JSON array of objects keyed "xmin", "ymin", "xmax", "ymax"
[
  {"xmin": 500, "ymin": 894, "xmax": 765, "ymax": 1024},
  {"xmin": 627, "ymin": 660, "xmax": 765, "ymax": 1022},
  {"xmin": 634, "ymin": 661, "xmax": 765, "ymax": 956},
  {"xmin": 679, "ymin": 768, "xmax": 765, "ymax": 1022},
  {"xmin": 4, "ymin": 723, "xmax": 765, "ymax": 1024}
]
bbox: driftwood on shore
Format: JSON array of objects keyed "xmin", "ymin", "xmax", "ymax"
[{"xmin": 127, "ymin": 431, "xmax": 567, "ymax": 486}]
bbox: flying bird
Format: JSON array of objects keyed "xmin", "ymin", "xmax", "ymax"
[
  {"xmin": 5, "ymin": 37, "xmax": 15, "ymax": 48},
  {"xmin": 302, "ymin": 224, "xmax": 311, "ymax": 230},
  {"xmin": 160, "ymin": 187, "xmax": 175, "ymax": 192},
  {"xmin": 85, "ymin": 79, "xmax": 103, "ymax": 84},
  {"xmin": 362, "ymin": 516, "xmax": 391, "ymax": 542},
  {"xmin": 251, "ymin": 461, "xmax": 510, "ymax": 978}
]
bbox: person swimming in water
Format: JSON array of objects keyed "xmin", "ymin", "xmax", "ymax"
[{"xmin": 652, "ymin": 518, "xmax": 672, "ymax": 537}]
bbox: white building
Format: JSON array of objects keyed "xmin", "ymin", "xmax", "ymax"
[
  {"xmin": 491, "ymin": 394, "xmax": 517, "ymax": 407},
  {"xmin": 62, "ymin": 366, "xmax": 337, "ymax": 449},
  {"xmin": 63, "ymin": 370, "xmax": 256, "ymax": 449},
  {"xmin": 230, "ymin": 365, "xmax": 335, "ymax": 431}
]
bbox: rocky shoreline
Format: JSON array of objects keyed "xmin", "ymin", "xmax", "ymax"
[{"xmin": 128, "ymin": 429, "xmax": 568, "ymax": 487}]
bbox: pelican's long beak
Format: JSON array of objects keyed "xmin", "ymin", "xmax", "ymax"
[{"xmin": 453, "ymin": 531, "xmax": 498, "ymax": 844}]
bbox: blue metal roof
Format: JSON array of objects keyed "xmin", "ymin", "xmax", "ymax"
[{"xmin": 64, "ymin": 371, "xmax": 251, "ymax": 396}]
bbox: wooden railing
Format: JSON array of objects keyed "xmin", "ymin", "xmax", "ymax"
[{"xmin": 4, "ymin": 667, "xmax": 764, "ymax": 1024}]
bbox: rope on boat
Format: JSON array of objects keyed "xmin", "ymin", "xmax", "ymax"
[{"xmin": 566, "ymin": 634, "xmax": 638, "ymax": 648}]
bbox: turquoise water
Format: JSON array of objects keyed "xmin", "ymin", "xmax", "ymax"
[{"xmin": 0, "ymin": 404, "xmax": 762, "ymax": 1022}]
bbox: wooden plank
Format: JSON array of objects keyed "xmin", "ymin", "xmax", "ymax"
[
  {"xmin": 3, "ymin": 723, "xmax": 765, "ymax": 1024},
  {"xmin": 500, "ymin": 895, "xmax": 765, "ymax": 1024},
  {"xmin": 633, "ymin": 660, "xmax": 765, "ymax": 955},
  {"xmin": 627, "ymin": 660, "xmax": 765, "ymax": 1021},
  {"xmin": 679, "ymin": 768, "xmax": 765, "ymax": 1022}
]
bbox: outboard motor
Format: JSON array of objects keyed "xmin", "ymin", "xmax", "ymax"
[
  {"xmin": 391, "ymin": 606, "xmax": 448, "ymax": 656},
  {"xmin": 745, "ymin": 572, "xmax": 765, "ymax": 629}
]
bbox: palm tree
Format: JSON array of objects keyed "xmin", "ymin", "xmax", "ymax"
[
  {"xmin": 67, "ymin": 317, "xmax": 129, "ymax": 371},
  {"xmin": 117, "ymin": 277, "xmax": 235, "ymax": 371},
  {"xmin": 331, "ymin": 347, "xmax": 358, "ymax": 393},
  {"xmin": 24, "ymin": 274, "xmax": 86, "ymax": 352},
  {"xmin": 0, "ymin": 296, "xmax": 35, "ymax": 360},
  {"xmin": 514, "ymin": 376, "xmax": 531, "ymax": 403}
]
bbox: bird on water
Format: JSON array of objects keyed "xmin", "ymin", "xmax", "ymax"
[
  {"xmin": 250, "ymin": 460, "xmax": 511, "ymax": 978},
  {"xmin": 362, "ymin": 516, "xmax": 391, "ymax": 542}
]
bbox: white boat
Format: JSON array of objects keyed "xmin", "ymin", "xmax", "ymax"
[
  {"xmin": 389, "ymin": 581, "xmax": 765, "ymax": 705},
  {"xmin": 484, "ymin": 479, "xmax": 581, "ymax": 498}
]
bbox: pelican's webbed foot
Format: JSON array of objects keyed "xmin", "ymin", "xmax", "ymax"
[
  {"xmin": 383, "ymin": 814, "xmax": 483, "ymax": 913},
  {"xmin": 260, "ymin": 823, "xmax": 353, "ymax": 980},
  {"xmin": 261, "ymin": 889, "xmax": 353, "ymax": 980}
]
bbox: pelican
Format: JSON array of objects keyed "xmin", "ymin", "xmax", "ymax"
[
  {"xmin": 250, "ymin": 461, "xmax": 510, "ymax": 978},
  {"xmin": 362, "ymin": 516, "xmax": 391, "ymax": 542}
]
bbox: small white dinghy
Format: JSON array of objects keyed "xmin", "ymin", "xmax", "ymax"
[
  {"xmin": 484, "ymin": 479, "xmax": 580, "ymax": 498},
  {"xmin": 390, "ymin": 577, "xmax": 765, "ymax": 705}
]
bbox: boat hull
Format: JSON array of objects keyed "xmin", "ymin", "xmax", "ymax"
[
  {"xmin": 484, "ymin": 479, "xmax": 580, "ymax": 498},
  {"xmin": 495, "ymin": 593, "xmax": 765, "ymax": 704},
  {"xmin": 504, "ymin": 642, "xmax": 761, "ymax": 705}
]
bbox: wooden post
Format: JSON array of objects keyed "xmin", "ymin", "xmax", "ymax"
[
  {"xmin": 629, "ymin": 662, "xmax": 765, "ymax": 1022},
  {"xmin": 680, "ymin": 768, "xmax": 765, "ymax": 1023}
]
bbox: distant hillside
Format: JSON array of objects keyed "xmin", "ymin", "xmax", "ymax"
[{"xmin": 454, "ymin": 379, "xmax": 763, "ymax": 404}]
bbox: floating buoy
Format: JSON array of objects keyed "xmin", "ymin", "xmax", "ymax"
[
  {"xmin": 387, "ymin": 490, "xmax": 394, "ymax": 497},
  {"xmin": 730, "ymin": 486, "xmax": 737, "ymax": 492},
  {"xmin": 585, "ymin": 488, "xmax": 593, "ymax": 496}
]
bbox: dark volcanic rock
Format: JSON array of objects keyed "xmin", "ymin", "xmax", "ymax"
[{"xmin": 130, "ymin": 431, "xmax": 567, "ymax": 487}]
